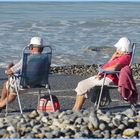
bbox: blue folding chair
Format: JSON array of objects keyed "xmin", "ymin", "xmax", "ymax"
[
  {"xmin": 6, "ymin": 45, "xmax": 54, "ymax": 115},
  {"xmin": 95, "ymin": 43, "xmax": 137, "ymax": 110}
]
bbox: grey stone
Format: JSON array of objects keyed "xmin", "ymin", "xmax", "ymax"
[
  {"xmin": 118, "ymin": 124, "xmax": 125, "ymax": 130},
  {"xmin": 99, "ymin": 122, "xmax": 106, "ymax": 130},
  {"xmin": 75, "ymin": 117, "xmax": 83, "ymax": 124},
  {"xmin": 88, "ymin": 107, "xmax": 99, "ymax": 129},
  {"xmin": 0, "ymin": 129, "xmax": 7, "ymax": 137},
  {"xmin": 122, "ymin": 109, "xmax": 135, "ymax": 118},
  {"xmin": 7, "ymin": 125, "xmax": 15, "ymax": 133}
]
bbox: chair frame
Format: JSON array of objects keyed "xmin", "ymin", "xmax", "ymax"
[
  {"xmin": 95, "ymin": 43, "xmax": 136, "ymax": 110},
  {"xmin": 5, "ymin": 45, "xmax": 54, "ymax": 116}
]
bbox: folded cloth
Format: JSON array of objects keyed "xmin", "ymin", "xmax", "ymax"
[{"xmin": 118, "ymin": 65, "xmax": 139, "ymax": 104}]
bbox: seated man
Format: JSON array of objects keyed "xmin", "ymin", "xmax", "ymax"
[
  {"xmin": 72, "ymin": 37, "xmax": 133, "ymax": 112},
  {"xmin": 0, "ymin": 37, "xmax": 44, "ymax": 110}
]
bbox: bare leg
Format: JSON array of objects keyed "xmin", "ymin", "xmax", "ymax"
[
  {"xmin": 0, "ymin": 80, "xmax": 17, "ymax": 108},
  {"xmin": 0, "ymin": 93, "xmax": 16, "ymax": 108},
  {"xmin": 0, "ymin": 63, "xmax": 15, "ymax": 108},
  {"xmin": 72, "ymin": 95, "xmax": 85, "ymax": 112},
  {"xmin": 0, "ymin": 81, "xmax": 8, "ymax": 101}
]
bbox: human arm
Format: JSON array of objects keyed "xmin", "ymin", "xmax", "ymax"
[
  {"xmin": 98, "ymin": 53, "xmax": 130, "ymax": 74},
  {"xmin": 5, "ymin": 60, "xmax": 22, "ymax": 76},
  {"xmin": 103, "ymin": 63, "xmax": 122, "ymax": 71},
  {"xmin": 96, "ymin": 52, "xmax": 126, "ymax": 77},
  {"xmin": 5, "ymin": 63, "xmax": 14, "ymax": 76},
  {"xmin": 96, "ymin": 63, "xmax": 122, "ymax": 79},
  {"xmin": 102, "ymin": 50, "xmax": 127, "ymax": 71},
  {"xmin": 95, "ymin": 63, "xmax": 121, "ymax": 80},
  {"xmin": 109, "ymin": 51, "xmax": 124, "ymax": 62}
]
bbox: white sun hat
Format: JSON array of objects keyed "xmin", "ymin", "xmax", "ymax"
[
  {"xmin": 114, "ymin": 37, "xmax": 132, "ymax": 53},
  {"xmin": 29, "ymin": 37, "xmax": 44, "ymax": 47}
]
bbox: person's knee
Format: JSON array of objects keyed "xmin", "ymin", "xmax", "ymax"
[
  {"xmin": 77, "ymin": 80, "xmax": 92, "ymax": 95},
  {"xmin": 75, "ymin": 82, "xmax": 84, "ymax": 95},
  {"xmin": 11, "ymin": 93, "xmax": 17, "ymax": 97},
  {"xmin": 2, "ymin": 81, "xmax": 7, "ymax": 88},
  {"xmin": 77, "ymin": 81, "xmax": 85, "ymax": 90}
]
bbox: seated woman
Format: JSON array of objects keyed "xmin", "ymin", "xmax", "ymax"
[{"xmin": 72, "ymin": 37, "xmax": 133, "ymax": 112}]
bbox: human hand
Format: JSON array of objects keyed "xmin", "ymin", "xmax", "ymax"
[
  {"xmin": 95, "ymin": 74, "xmax": 102, "ymax": 80},
  {"xmin": 110, "ymin": 51, "xmax": 123, "ymax": 61},
  {"xmin": 114, "ymin": 51, "xmax": 124, "ymax": 56},
  {"xmin": 5, "ymin": 63, "xmax": 14, "ymax": 76},
  {"xmin": 5, "ymin": 69, "xmax": 13, "ymax": 76}
]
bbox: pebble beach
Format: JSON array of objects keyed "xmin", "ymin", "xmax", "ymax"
[
  {"xmin": 0, "ymin": 64, "xmax": 140, "ymax": 138},
  {"xmin": 0, "ymin": 108, "xmax": 140, "ymax": 138}
]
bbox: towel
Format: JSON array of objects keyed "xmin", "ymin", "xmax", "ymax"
[{"xmin": 118, "ymin": 65, "xmax": 138, "ymax": 104}]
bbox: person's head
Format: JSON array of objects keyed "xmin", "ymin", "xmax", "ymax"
[
  {"xmin": 28, "ymin": 37, "xmax": 44, "ymax": 53},
  {"xmin": 114, "ymin": 37, "xmax": 132, "ymax": 54}
]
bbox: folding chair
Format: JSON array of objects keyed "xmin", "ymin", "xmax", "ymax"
[
  {"xmin": 5, "ymin": 45, "xmax": 54, "ymax": 115},
  {"xmin": 95, "ymin": 43, "xmax": 137, "ymax": 110}
]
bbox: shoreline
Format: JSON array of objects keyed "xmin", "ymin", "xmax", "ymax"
[
  {"xmin": 51, "ymin": 63, "xmax": 140, "ymax": 79},
  {"xmin": 1, "ymin": 63, "xmax": 140, "ymax": 79}
]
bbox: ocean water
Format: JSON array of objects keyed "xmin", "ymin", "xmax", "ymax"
[{"xmin": 0, "ymin": 1, "xmax": 140, "ymax": 68}]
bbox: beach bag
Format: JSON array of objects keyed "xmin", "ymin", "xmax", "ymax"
[{"xmin": 38, "ymin": 95, "xmax": 60, "ymax": 112}]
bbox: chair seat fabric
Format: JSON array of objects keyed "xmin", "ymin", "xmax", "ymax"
[{"xmin": 20, "ymin": 53, "xmax": 50, "ymax": 88}]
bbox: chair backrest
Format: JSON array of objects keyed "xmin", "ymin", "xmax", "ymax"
[
  {"xmin": 20, "ymin": 46, "xmax": 52, "ymax": 88},
  {"xmin": 129, "ymin": 43, "xmax": 136, "ymax": 66}
]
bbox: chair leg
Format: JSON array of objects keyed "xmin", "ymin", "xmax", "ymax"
[
  {"xmin": 96, "ymin": 74, "xmax": 106, "ymax": 110},
  {"xmin": 14, "ymin": 79, "xmax": 23, "ymax": 115},
  {"xmin": 5, "ymin": 94, "xmax": 9, "ymax": 117},
  {"xmin": 5, "ymin": 77, "xmax": 23, "ymax": 115},
  {"xmin": 15, "ymin": 89, "xmax": 23, "ymax": 115},
  {"xmin": 5, "ymin": 78, "xmax": 10, "ymax": 116}
]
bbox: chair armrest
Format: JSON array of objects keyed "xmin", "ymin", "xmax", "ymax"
[{"xmin": 97, "ymin": 67, "xmax": 120, "ymax": 74}]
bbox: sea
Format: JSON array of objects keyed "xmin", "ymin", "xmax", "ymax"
[{"xmin": 0, "ymin": 1, "xmax": 140, "ymax": 68}]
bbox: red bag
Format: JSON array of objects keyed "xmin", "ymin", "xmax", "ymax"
[{"xmin": 38, "ymin": 95, "xmax": 60, "ymax": 112}]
